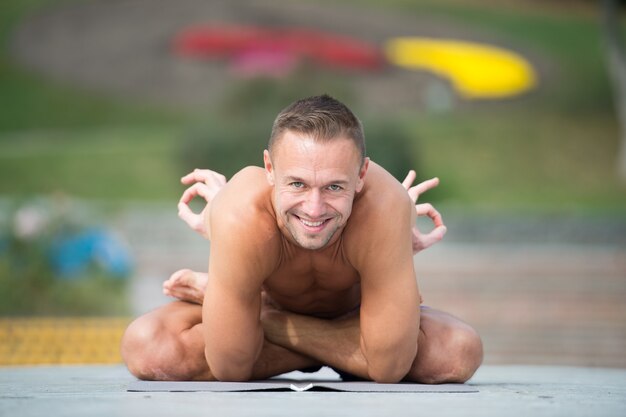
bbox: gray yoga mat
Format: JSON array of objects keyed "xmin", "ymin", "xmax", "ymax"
[
  {"xmin": 127, "ymin": 368, "xmax": 478, "ymax": 393},
  {"xmin": 128, "ymin": 379, "xmax": 478, "ymax": 392}
]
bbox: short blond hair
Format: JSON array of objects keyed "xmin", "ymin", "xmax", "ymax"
[{"xmin": 268, "ymin": 95, "xmax": 365, "ymax": 163}]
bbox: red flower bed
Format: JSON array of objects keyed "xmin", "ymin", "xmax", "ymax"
[{"xmin": 173, "ymin": 25, "xmax": 385, "ymax": 75}]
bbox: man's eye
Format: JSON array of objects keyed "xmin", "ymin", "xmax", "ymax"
[
  {"xmin": 291, "ymin": 182, "xmax": 304, "ymax": 188},
  {"xmin": 328, "ymin": 184, "xmax": 342, "ymax": 191}
]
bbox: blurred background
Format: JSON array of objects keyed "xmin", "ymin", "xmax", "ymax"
[{"xmin": 0, "ymin": 0, "xmax": 625, "ymax": 370}]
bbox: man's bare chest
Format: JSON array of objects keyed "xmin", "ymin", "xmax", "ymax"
[{"xmin": 263, "ymin": 252, "xmax": 359, "ymax": 296}]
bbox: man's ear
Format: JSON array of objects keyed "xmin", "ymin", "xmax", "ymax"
[
  {"xmin": 263, "ymin": 149, "xmax": 275, "ymax": 186},
  {"xmin": 355, "ymin": 157, "xmax": 369, "ymax": 193}
]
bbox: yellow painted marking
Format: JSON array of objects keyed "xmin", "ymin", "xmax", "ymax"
[
  {"xmin": 385, "ymin": 37, "xmax": 537, "ymax": 99},
  {"xmin": 0, "ymin": 317, "xmax": 130, "ymax": 366}
]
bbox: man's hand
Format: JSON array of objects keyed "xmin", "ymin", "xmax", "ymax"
[
  {"xmin": 177, "ymin": 169, "xmax": 227, "ymax": 239},
  {"xmin": 401, "ymin": 170, "xmax": 447, "ymax": 254},
  {"xmin": 163, "ymin": 269, "xmax": 208, "ymax": 305}
]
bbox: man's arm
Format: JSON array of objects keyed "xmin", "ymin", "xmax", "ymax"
[
  {"xmin": 201, "ymin": 169, "xmax": 279, "ymax": 381},
  {"xmin": 351, "ymin": 187, "xmax": 419, "ymax": 382}
]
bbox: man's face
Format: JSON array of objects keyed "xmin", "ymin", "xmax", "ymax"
[{"xmin": 264, "ymin": 131, "xmax": 368, "ymax": 251}]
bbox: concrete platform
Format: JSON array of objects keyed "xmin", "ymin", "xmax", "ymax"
[{"xmin": 1, "ymin": 365, "xmax": 625, "ymax": 416}]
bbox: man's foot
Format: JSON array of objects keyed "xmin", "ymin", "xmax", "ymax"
[{"xmin": 162, "ymin": 269, "xmax": 208, "ymax": 304}]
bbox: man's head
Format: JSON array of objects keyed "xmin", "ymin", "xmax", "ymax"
[
  {"xmin": 267, "ymin": 94, "xmax": 366, "ymax": 165},
  {"xmin": 264, "ymin": 95, "xmax": 369, "ymax": 251}
]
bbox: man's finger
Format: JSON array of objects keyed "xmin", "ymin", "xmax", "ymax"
[
  {"xmin": 181, "ymin": 169, "xmax": 208, "ymax": 184},
  {"xmin": 414, "ymin": 203, "xmax": 444, "ymax": 228},
  {"xmin": 179, "ymin": 182, "xmax": 213, "ymax": 205},
  {"xmin": 177, "ymin": 201, "xmax": 201, "ymax": 230},
  {"xmin": 181, "ymin": 169, "xmax": 214, "ymax": 184},
  {"xmin": 419, "ymin": 225, "xmax": 448, "ymax": 250},
  {"xmin": 401, "ymin": 170, "xmax": 417, "ymax": 190},
  {"xmin": 181, "ymin": 169, "xmax": 227, "ymax": 186},
  {"xmin": 177, "ymin": 184, "xmax": 209, "ymax": 222},
  {"xmin": 408, "ymin": 177, "xmax": 439, "ymax": 201}
]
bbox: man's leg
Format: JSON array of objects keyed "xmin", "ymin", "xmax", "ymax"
[
  {"xmin": 405, "ymin": 307, "xmax": 483, "ymax": 383},
  {"xmin": 121, "ymin": 301, "xmax": 320, "ymax": 381},
  {"xmin": 262, "ymin": 306, "xmax": 483, "ymax": 383},
  {"xmin": 121, "ymin": 301, "xmax": 208, "ymax": 380}
]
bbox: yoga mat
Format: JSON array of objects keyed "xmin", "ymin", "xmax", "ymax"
[
  {"xmin": 128, "ymin": 379, "xmax": 478, "ymax": 392},
  {"xmin": 128, "ymin": 368, "xmax": 476, "ymax": 392}
]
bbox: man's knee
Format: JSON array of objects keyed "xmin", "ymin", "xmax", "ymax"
[
  {"xmin": 444, "ymin": 324, "xmax": 483, "ymax": 382},
  {"xmin": 408, "ymin": 321, "xmax": 483, "ymax": 384},
  {"xmin": 121, "ymin": 315, "xmax": 187, "ymax": 381}
]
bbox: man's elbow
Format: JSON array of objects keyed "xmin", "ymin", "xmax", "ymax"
[
  {"xmin": 368, "ymin": 362, "xmax": 412, "ymax": 384},
  {"xmin": 205, "ymin": 349, "xmax": 253, "ymax": 382},
  {"xmin": 367, "ymin": 349, "xmax": 416, "ymax": 383},
  {"xmin": 210, "ymin": 365, "xmax": 253, "ymax": 382}
]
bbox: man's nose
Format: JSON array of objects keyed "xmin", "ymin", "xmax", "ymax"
[{"xmin": 303, "ymin": 189, "xmax": 324, "ymax": 218}]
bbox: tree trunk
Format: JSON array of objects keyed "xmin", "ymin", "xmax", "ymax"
[{"xmin": 602, "ymin": 0, "xmax": 626, "ymax": 182}]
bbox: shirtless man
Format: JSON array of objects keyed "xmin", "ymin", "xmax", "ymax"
[{"xmin": 121, "ymin": 95, "xmax": 483, "ymax": 383}]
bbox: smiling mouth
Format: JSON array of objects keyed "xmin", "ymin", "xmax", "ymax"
[{"xmin": 295, "ymin": 215, "xmax": 330, "ymax": 229}]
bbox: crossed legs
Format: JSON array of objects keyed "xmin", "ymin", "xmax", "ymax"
[
  {"xmin": 121, "ymin": 282, "xmax": 483, "ymax": 383},
  {"xmin": 120, "ymin": 301, "xmax": 320, "ymax": 381}
]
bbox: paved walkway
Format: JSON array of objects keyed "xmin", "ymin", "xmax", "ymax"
[{"xmin": 1, "ymin": 364, "xmax": 625, "ymax": 417}]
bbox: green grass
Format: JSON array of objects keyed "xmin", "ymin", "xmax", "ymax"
[
  {"xmin": 0, "ymin": 127, "xmax": 184, "ymax": 200},
  {"xmin": 0, "ymin": 64, "xmax": 184, "ymax": 132},
  {"xmin": 407, "ymin": 109, "xmax": 625, "ymax": 212},
  {"xmin": 0, "ymin": 267, "xmax": 131, "ymax": 316}
]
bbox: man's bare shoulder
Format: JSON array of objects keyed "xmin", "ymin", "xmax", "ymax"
[
  {"xmin": 353, "ymin": 162, "xmax": 412, "ymax": 218},
  {"xmin": 343, "ymin": 162, "xmax": 413, "ymax": 259},
  {"xmin": 213, "ymin": 166, "xmax": 270, "ymax": 208},
  {"xmin": 210, "ymin": 166, "xmax": 280, "ymax": 250}
]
